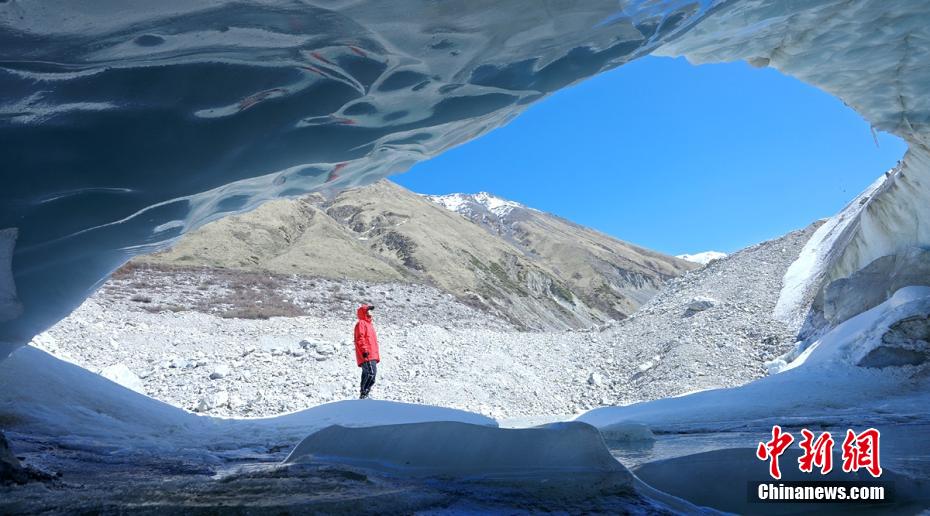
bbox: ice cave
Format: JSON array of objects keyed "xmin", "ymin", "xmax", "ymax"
[{"xmin": 1, "ymin": 0, "xmax": 929, "ymax": 513}]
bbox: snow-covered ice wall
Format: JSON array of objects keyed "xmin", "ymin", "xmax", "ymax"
[{"xmin": 1, "ymin": 0, "xmax": 929, "ymax": 357}]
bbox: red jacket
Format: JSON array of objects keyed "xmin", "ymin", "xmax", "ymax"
[{"xmin": 354, "ymin": 304, "xmax": 380, "ymax": 366}]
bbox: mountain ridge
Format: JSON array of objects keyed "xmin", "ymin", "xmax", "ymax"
[{"xmin": 138, "ymin": 181, "xmax": 696, "ymax": 329}]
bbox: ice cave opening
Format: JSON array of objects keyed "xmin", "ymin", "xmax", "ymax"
[{"xmin": 2, "ymin": 0, "xmax": 930, "ymax": 513}]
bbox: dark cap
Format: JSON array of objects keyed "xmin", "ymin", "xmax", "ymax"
[{"xmin": 367, "ymin": 305, "xmax": 375, "ymax": 311}]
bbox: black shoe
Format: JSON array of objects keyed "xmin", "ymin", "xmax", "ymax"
[{"xmin": 359, "ymin": 392, "xmax": 369, "ymax": 399}]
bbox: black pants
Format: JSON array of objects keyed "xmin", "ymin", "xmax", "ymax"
[{"xmin": 360, "ymin": 360, "xmax": 377, "ymax": 397}]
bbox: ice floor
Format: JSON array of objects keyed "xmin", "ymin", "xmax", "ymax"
[
  {"xmin": 2, "ymin": 343, "xmax": 929, "ymax": 513},
  {"xmin": 0, "ymin": 347, "xmax": 695, "ymax": 514}
]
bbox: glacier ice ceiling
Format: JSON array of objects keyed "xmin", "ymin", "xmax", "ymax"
[{"xmin": 1, "ymin": 0, "xmax": 929, "ymax": 358}]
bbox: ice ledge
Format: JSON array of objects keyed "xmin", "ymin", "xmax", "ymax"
[{"xmin": 285, "ymin": 421, "xmax": 629, "ymax": 483}]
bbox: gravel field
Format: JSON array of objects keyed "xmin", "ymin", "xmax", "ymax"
[
  {"xmin": 34, "ymin": 224, "xmax": 819, "ymax": 419},
  {"xmin": 596, "ymin": 222, "xmax": 822, "ymax": 405}
]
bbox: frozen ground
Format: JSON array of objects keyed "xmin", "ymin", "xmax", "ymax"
[
  {"xmin": 0, "ymin": 347, "xmax": 694, "ymax": 514},
  {"xmin": 32, "ymin": 223, "xmax": 816, "ymax": 420}
]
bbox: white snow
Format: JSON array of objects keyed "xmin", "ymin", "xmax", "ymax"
[
  {"xmin": 473, "ymin": 192, "xmax": 526, "ymax": 218},
  {"xmin": 675, "ymin": 251, "xmax": 726, "ymax": 265},
  {"xmin": 424, "ymin": 192, "xmax": 470, "ymax": 213},
  {"xmin": 774, "ymin": 174, "xmax": 889, "ymax": 328},
  {"xmin": 424, "ymin": 191, "xmax": 534, "ymax": 220},
  {"xmin": 785, "ymin": 286, "xmax": 930, "ymax": 371}
]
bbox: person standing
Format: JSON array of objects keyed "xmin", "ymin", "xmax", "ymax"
[{"xmin": 354, "ymin": 304, "xmax": 380, "ymax": 399}]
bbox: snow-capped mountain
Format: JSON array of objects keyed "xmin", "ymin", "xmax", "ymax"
[
  {"xmin": 676, "ymin": 251, "xmax": 727, "ymax": 265},
  {"xmin": 424, "ymin": 189, "xmax": 698, "ymax": 319},
  {"xmin": 424, "ymin": 192, "xmax": 536, "ymax": 220},
  {"xmin": 423, "ymin": 191, "xmax": 535, "ymax": 244}
]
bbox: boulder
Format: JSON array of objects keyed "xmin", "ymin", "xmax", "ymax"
[
  {"xmin": 99, "ymin": 363, "xmax": 146, "ymax": 394},
  {"xmin": 168, "ymin": 357, "xmax": 192, "ymax": 369},
  {"xmin": 313, "ymin": 341, "xmax": 337, "ymax": 356},
  {"xmin": 209, "ymin": 364, "xmax": 231, "ymax": 380},
  {"xmin": 195, "ymin": 390, "xmax": 230, "ymax": 412},
  {"xmin": 685, "ymin": 296, "xmax": 717, "ymax": 313},
  {"xmin": 260, "ymin": 335, "xmax": 303, "ymax": 356}
]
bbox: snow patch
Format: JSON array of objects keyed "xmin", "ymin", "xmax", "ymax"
[
  {"xmin": 424, "ymin": 192, "xmax": 534, "ymax": 220},
  {"xmin": 774, "ymin": 174, "xmax": 889, "ymax": 329},
  {"xmin": 675, "ymin": 251, "xmax": 726, "ymax": 265}
]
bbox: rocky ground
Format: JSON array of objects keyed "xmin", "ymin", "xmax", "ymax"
[
  {"xmin": 33, "ymin": 223, "xmax": 819, "ymax": 420},
  {"xmin": 593, "ymin": 222, "xmax": 823, "ymax": 405}
]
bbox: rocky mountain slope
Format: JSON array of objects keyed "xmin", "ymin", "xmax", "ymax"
[
  {"xmin": 596, "ymin": 222, "xmax": 822, "ymax": 404},
  {"xmin": 138, "ymin": 181, "xmax": 694, "ymax": 330},
  {"xmin": 424, "ymin": 192, "xmax": 695, "ymax": 319}
]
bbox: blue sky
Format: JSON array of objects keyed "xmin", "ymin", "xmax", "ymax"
[{"xmin": 392, "ymin": 56, "xmax": 906, "ymax": 256}]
